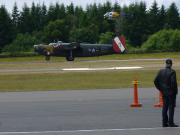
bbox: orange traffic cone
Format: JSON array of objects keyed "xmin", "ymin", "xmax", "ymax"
[
  {"xmin": 154, "ymin": 91, "xmax": 163, "ymax": 108},
  {"xmin": 130, "ymin": 80, "xmax": 142, "ymax": 107}
]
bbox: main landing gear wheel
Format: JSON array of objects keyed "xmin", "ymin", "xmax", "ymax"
[
  {"xmin": 45, "ymin": 51, "xmax": 50, "ymax": 61},
  {"xmin": 66, "ymin": 55, "xmax": 74, "ymax": 61},
  {"xmin": 66, "ymin": 50, "xmax": 74, "ymax": 61}
]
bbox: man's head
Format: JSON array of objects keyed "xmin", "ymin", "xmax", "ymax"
[{"xmin": 165, "ymin": 58, "xmax": 172, "ymax": 68}]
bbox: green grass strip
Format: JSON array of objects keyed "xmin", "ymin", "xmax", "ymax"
[{"xmin": 0, "ymin": 70, "xmax": 180, "ymax": 92}]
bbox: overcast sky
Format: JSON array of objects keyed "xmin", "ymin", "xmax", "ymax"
[{"xmin": 0, "ymin": 0, "xmax": 180, "ymax": 12}]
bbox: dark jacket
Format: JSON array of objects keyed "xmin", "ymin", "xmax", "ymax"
[{"xmin": 154, "ymin": 67, "xmax": 178, "ymax": 96}]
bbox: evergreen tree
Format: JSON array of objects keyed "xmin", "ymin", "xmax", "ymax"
[
  {"xmin": 30, "ymin": 2, "xmax": 37, "ymax": 31},
  {"xmin": 12, "ymin": 2, "xmax": 19, "ymax": 28},
  {"xmin": 58, "ymin": 4, "xmax": 66, "ymax": 19},
  {"xmin": 103, "ymin": 1, "xmax": 112, "ymax": 12},
  {"xmin": 11, "ymin": 2, "xmax": 20, "ymax": 37},
  {"xmin": 166, "ymin": 3, "xmax": 180, "ymax": 29},
  {"xmin": 0, "ymin": 6, "xmax": 14, "ymax": 51},
  {"xmin": 113, "ymin": 2, "xmax": 121, "ymax": 13},
  {"xmin": 97, "ymin": 3, "xmax": 112, "ymax": 33},
  {"xmin": 159, "ymin": 5, "xmax": 167, "ymax": 29},
  {"xmin": 18, "ymin": 4, "xmax": 32, "ymax": 33},
  {"xmin": 47, "ymin": 3, "xmax": 66, "ymax": 21},
  {"xmin": 39, "ymin": 3, "xmax": 48, "ymax": 29},
  {"xmin": 65, "ymin": 5, "xmax": 78, "ymax": 35},
  {"xmin": 66, "ymin": 3, "xmax": 74, "ymax": 15},
  {"xmin": 122, "ymin": 2, "xmax": 148, "ymax": 46},
  {"xmin": 148, "ymin": 1, "xmax": 160, "ymax": 33},
  {"xmin": 47, "ymin": 4, "xmax": 56, "ymax": 21},
  {"xmin": 74, "ymin": 6, "xmax": 84, "ymax": 28},
  {"xmin": 32, "ymin": 3, "xmax": 42, "ymax": 31}
]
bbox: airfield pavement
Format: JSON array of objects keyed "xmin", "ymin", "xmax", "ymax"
[{"xmin": 0, "ymin": 89, "xmax": 179, "ymax": 135}]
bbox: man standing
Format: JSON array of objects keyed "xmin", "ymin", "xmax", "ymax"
[{"xmin": 154, "ymin": 59, "xmax": 178, "ymax": 127}]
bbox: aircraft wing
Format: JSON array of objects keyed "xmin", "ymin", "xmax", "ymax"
[{"xmin": 59, "ymin": 42, "xmax": 80, "ymax": 50}]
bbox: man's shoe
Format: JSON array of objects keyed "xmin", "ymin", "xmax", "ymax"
[
  {"xmin": 169, "ymin": 123, "xmax": 179, "ymax": 127},
  {"xmin": 163, "ymin": 124, "xmax": 169, "ymax": 127}
]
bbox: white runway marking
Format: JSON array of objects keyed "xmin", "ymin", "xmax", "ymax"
[
  {"xmin": 0, "ymin": 127, "xmax": 180, "ymax": 134},
  {"xmin": 62, "ymin": 66, "xmax": 143, "ymax": 71},
  {"xmin": 0, "ymin": 67, "xmax": 143, "ymax": 74},
  {"xmin": 81, "ymin": 58, "xmax": 165, "ymax": 62}
]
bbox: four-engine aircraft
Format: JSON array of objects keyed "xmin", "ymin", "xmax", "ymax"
[{"xmin": 34, "ymin": 35, "xmax": 126, "ymax": 61}]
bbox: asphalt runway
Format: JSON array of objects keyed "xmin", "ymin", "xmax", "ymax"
[{"xmin": 0, "ymin": 89, "xmax": 179, "ymax": 135}]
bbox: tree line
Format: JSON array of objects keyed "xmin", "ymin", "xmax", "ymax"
[{"xmin": 0, "ymin": 1, "xmax": 180, "ymax": 53}]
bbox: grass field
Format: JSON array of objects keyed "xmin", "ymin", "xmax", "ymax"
[{"xmin": 0, "ymin": 52, "xmax": 180, "ymax": 92}]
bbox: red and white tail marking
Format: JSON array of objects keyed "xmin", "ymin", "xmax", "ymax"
[{"xmin": 113, "ymin": 36, "xmax": 126, "ymax": 53}]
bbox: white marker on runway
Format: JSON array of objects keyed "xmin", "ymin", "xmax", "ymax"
[{"xmin": 62, "ymin": 66, "xmax": 143, "ymax": 71}]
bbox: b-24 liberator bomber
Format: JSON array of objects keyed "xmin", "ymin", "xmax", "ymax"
[{"xmin": 34, "ymin": 36, "xmax": 126, "ymax": 61}]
